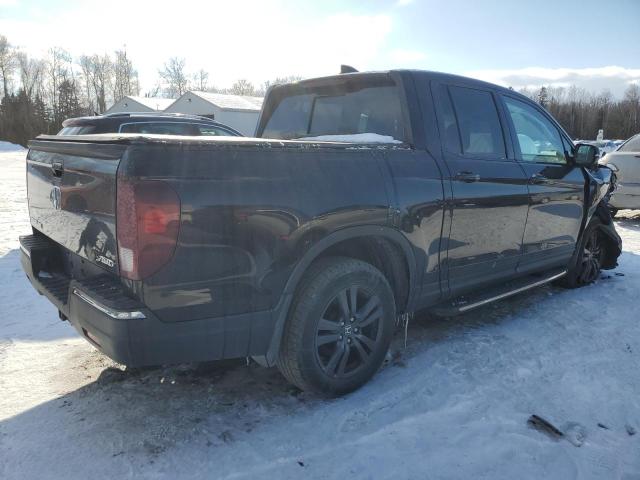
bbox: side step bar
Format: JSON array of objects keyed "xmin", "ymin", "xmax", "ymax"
[{"xmin": 432, "ymin": 268, "xmax": 567, "ymax": 316}]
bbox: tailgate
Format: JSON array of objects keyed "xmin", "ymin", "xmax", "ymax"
[{"xmin": 26, "ymin": 139, "xmax": 127, "ymax": 274}]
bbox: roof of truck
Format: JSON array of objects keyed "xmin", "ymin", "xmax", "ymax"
[{"xmin": 284, "ymin": 69, "xmax": 523, "ymax": 97}]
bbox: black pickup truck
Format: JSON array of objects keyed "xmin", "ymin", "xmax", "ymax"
[{"xmin": 21, "ymin": 70, "xmax": 621, "ymax": 395}]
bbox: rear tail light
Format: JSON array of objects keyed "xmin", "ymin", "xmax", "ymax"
[{"xmin": 116, "ymin": 178, "xmax": 180, "ymax": 280}]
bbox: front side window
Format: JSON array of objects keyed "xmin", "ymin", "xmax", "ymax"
[
  {"xmin": 503, "ymin": 96, "xmax": 566, "ymax": 164},
  {"xmin": 449, "ymin": 86, "xmax": 506, "ymax": 157}
]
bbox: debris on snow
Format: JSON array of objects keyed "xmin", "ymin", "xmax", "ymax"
[
  {"xmin": 527, "ymin": 415, "xmax": 564, "ymax": 439},
  {"xmin": 563, "ymin": 422, "xmax": 587, "ymax": 447}
]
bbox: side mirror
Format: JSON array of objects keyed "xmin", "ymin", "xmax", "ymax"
[{"xmin": 575, "ymin": 143, "xmax": 600, "ymax": 168}]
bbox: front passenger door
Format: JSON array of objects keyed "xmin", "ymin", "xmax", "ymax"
[{"xmin": 500, "ymin": 95, "xmax": 585, "ymax": 272}]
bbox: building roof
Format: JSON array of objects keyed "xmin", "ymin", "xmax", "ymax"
[
  {"xmin": 126, "ymin": 96, "xmax": 176, "ymax": 111},
  {"xmin": 189, "ymin": 91, "xmax": 264, "ymax": 112}
]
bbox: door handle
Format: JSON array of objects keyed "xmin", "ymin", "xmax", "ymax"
[
  {"xmin": 529, "ymin": 173, "xmax": 546, "ymax": 184},
  {"xmin": 51, "ymin": 162, "xmax": 64, "ymax": 177},
  {"xmin": 454, "ymin": 171, "xmax": 480, "ymax": 183}
]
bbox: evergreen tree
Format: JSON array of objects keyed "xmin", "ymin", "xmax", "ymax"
[{"xmin": 537, "ymin": 86, "xmax": 549, "ymax": 109}]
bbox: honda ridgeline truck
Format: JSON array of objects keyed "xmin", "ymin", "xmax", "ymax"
[{"xmin": 21, "ymin": 70, "xmax": 621, "ymax": 395}]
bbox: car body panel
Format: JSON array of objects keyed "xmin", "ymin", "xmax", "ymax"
[{"xmin": 600, "ymin": 151, "xmax": 640, "ymax": 209}]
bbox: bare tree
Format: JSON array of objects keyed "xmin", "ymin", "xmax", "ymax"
[
  {"xmin": 159, "ymin": 57, "xmax": 188, "ymax": 98},
  {"xmin": 46, "ymin": 47, "xmax": 72, "ymax": 121},
  {"xmin": 192, "ymin": 69, "xmax": 209, "ymax": 91},
  {"xmin": 17, "ymin": 52, "xmax": 44, "ymax": 99},
  {"xmin": 78, "ymin": 55, "xmax": 95, "ymax": 112},
  {"xmin": 229, "ymin": 79, "xmax": 256, "ymax": 96},
  {"xmin": 83, "ymin": 54, "xmax": 112, "ymax": 114},
  {"xmin": 113, "ymin": 48, "xmax": 139, "ymax": 102},
  {"xmin": 259, "ymin": 75, "xmax": 302, "ymax": 95},
  {"xmin": 0, "ymin": 35, "xmax": 17, "ymax": 98}
]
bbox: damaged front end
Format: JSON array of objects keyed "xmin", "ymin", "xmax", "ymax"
[{"xmin": 584, "ymin": 165, "xmax": 622, "ymax": 269}]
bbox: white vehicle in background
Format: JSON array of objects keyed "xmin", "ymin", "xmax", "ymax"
[
  {"xmin": 575, "ymin": 139, "xmax": 618, "ymax": 159},
  {"xmin": 598, "ymin": 140, "xmax": 618, "ymax": 156},
  {"xmin": 600, "ymin": 133, "xmax": 640, "ymax": 215}
]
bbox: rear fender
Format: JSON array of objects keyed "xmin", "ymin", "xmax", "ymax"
[{"xmin": 255, "ymin": 225, "xmax": 417, "ymax": 367}]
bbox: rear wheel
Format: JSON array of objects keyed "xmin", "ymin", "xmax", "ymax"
[
  {"xmin": 563, "ymin": 220, "xmax": 604, "ymax": 288},
  {"xmin": 277, "ymin": 257, "xmax": 395, "ymax": 395}
]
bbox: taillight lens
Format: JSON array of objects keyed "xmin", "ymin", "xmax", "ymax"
[{"xmin": 116, "ymin": 179, "xmax": 180, "ymax": 280}]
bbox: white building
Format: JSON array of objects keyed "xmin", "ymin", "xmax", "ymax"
[
  {"xmin": 105, "ymin": 96, "xmax": 175, "ymax": 114},
  {"xmin": 165, "ymin": 91, "xmax": 264, "ymax": 136}
]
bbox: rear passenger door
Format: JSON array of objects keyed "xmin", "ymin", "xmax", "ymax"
[
  {"xmin": 433, "ymin": 82, "xmax": 530, "ymax": 295},
  {"xmin": 499, "ymin": 95, "xmax": 585, "ymax": 272}
]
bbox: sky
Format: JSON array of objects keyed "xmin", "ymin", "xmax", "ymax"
[{"xmin": 1, "ymin": 0, "xmax": 639, "ymax": 97}]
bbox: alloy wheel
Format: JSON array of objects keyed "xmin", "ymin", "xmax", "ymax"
[{"xmin": 314, "ymin": 285, "xmax": 384, "ymax": 378}]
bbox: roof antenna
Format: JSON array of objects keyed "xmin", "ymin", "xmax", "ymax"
[{"xmin": 340, "ymin": 65, "xmax": 358, "ymax": 74}]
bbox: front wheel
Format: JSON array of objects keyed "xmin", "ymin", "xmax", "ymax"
[
  {"xmin": 277, "ymin": 257, "xmax": 396, "ymax": 396},
  {"xmin": 563, "ymin": 220, "xmax": 604, "ymax": 288}
]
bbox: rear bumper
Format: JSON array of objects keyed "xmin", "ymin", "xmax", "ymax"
[{"xmin": 19, "ymin": 234, "xmax": 276, "ymax": 367}]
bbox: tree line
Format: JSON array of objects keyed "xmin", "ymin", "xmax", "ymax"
[
  {"xmin": 0, "ymin": 35, "xmax": 299, "ymax": 146},
  {"xmin": 1, "ymin": 32, "xmax": 638, "ymax": 147},
  {"xmin": 520, "ymin": 84, "xmax": 640, "ymax": 141},
  {"xmin": 0, "ymin": 35, "xmax": 141, "ymax": 146}
]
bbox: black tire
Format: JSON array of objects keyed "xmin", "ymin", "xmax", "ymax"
[
  {"xmin": 277, "ymin": 256, "xmax": 396, "ymax": 396},
  {"xmin": 562, "ymin": 219, "xmax": 605, "ymax": 288}
]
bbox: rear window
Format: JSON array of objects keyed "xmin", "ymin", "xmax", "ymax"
[
  {"xmin": 119, "ymin": 122, "xmax": 198, "ymax": 135},
  {"xmin": 58, "ymin": 126, "xmax": 97, "ymax": 135},
  {"xmin": 197, "ymin": 125, "xmax": 237, "ymax": 136},
  {"xmin": 260, "ymin": 76, "xmax": 406, "ymax": 142},
  {"xmin": 619, "ymin": 135, "xmax": 640, "ymax": 152}
]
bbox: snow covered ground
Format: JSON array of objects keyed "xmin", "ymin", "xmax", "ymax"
[{"xmin": 1, "ymin": 141, "xmax": 639, "ymax": 479}]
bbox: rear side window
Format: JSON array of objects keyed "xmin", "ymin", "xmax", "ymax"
[
  {"xmin": 119, "ymin": 122, "xmax": 198, "ymax": 135},
  {"xmin": 260, "ymin": 78, "xmax": 406, "ymax": 142},
  {"xmin": 619, "ymin": 134, "xmax": 640, "ymax": 152},
  {"xmin": 449, "ymin": 86, "xmax": 505, "ymax": 157},
  {"xmin": 503, "ymin": 96, "xmax": 566, "ymax": 164}
]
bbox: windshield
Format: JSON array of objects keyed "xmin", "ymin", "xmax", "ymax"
[
  {"xmin": 618, "ymin": 134, "xmax": 640, "ymax": 152},
  {"xmin": 259, "ymin": 75, "xmax": 406, "ymax": 142}
]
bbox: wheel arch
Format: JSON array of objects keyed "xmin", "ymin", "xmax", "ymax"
[{"xmin": 257, "ymin": 225, "xmax": 418, "ymax": 366}]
